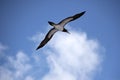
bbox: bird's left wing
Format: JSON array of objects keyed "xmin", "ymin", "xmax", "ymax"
[
  {"xmin": 36, "ymin": 28, "xmax": 57, "ymax": 50},
  {"xmin": 59, "ymin": 11, "xmax": 86, "ymax": 27}
]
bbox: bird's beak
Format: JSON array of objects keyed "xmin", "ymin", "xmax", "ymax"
[{"xmin": 66, "ymin": 31, "xmax": 70, "ymax": 34}]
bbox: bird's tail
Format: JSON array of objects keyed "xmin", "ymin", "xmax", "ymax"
[{"xmin": 48, "ymin": 21, "xmax": 56, "ymax": 26}]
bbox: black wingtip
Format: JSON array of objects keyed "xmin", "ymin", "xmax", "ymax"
[
  {"xmin": 36, "ymin": 48, "xmax": 39, "ymax": 50},
  {"xmin": 36, "ymin": 45, "xmax": 42, "ymax": 50},
  {"xmin": 72, "ymin": 11, "xmax": 86, "ymax": 20},
  {"xmin": 81, "ymin": 11, "xmax": 86, "ymax": 15},
  {"xmin": 36, "ymin": 43, "xmax": 45, "ymax": 50},
  {"xmin": 36, "ymin": 47, "xmax": 39, "ymax": 50},
  {"xmin": 83, "ymin": 11, "xmax": 86, "ymax": 13}
]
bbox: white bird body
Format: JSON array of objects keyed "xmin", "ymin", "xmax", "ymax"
[{"xmin": 54, "ymin": 25, "xmax": 63, "ymax": 31}]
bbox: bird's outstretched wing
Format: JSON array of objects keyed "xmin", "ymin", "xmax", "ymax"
[
  {"xmin": 59, "ymin": 11, "xmax": 86, "ymax": 27},
  {"xmin": 36, "ymin": 28, "xmax": 57, "ymax": 50}
]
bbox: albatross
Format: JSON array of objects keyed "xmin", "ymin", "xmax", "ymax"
[{"xmin": 36, "ymin": 11, "xmax": 86, "ymax": 50}]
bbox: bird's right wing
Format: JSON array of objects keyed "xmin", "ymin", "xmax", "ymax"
[
  {"xmin": 36, "ymin": 28, "xmax": 57, "ymax": 50},
  {"xmin": 59, "ymin": 11, "xmax": 86, "ymax": 27}
]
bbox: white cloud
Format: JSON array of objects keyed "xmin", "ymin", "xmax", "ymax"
[
  {"xmin": 0, "ymin": 67, "xmax": 13, "ymax": 80},
  {"xmin": 0, "ymin": 43, "xmax": 13, "ymax": 80},
  {"xmin": 0, "ymin": 44, "xmax": 45, "ymax": 80},
  {"xmin": 25, "ymin": 76, "xmax": 34, "ymax": 80},
  {"xmin": 38, "ymin": 29, "xmax": 103, "ymax": 80},
  {"xmin": 8, "ymin": 51, "xmax": 32, "ymax": 78},
  {"xmin": 0, "ymin": 49, "xmax": 34, "ymax": 80},
  {"xmin": 0, "ymin": 25, "xmax": 103, "ymax": 80}
]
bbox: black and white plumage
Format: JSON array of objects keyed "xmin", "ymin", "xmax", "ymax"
[{"xmin": 36, "ymin": 11, "xmax": 86, "ymax": 50}]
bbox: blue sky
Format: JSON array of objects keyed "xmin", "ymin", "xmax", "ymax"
[{"xmin": 0, "ymin": 0, "xmax": 120, "ymax": 80}]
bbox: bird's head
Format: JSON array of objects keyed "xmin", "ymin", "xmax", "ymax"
[
  {"xmin": 63, "ymin": 28, "xmax": 70, "ymax": 34},
  {"xmin": 48, "ymin": 21, "xmax": 55, "ymax": 26}
]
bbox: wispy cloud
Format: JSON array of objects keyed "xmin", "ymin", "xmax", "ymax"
[
  {"xmin": 35, "ymin": 29, "xmax": 102, "ymax": 80},
  {"xmin": 0, "ymin": 67, "xmax": 13, "ymax": 80},
  {"xmin": 0, "ymin": 43, "xmax": 13, "ymax": 80},
  {"xmin": 25, "ymin": 76, "xmax": 34, "ymax": 80},
  {"xmin": 0, "ymin": 50, "xmax": 34, "ymax": 80},
  {"xmin": 0, "ymin": 25, "xmax": 103, "ymax": 80},
  {"xmin": 8, "ymin": 51, "xmax": 32, "ymax": 79},
  {"xmin": 0, "ymin": 42, "xmax": 47, "ymax": 80}
]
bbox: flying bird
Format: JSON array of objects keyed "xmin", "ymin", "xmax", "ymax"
[{"xmin": 36, "ymin": 11, "xmax": 86, "ymax": 50}]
